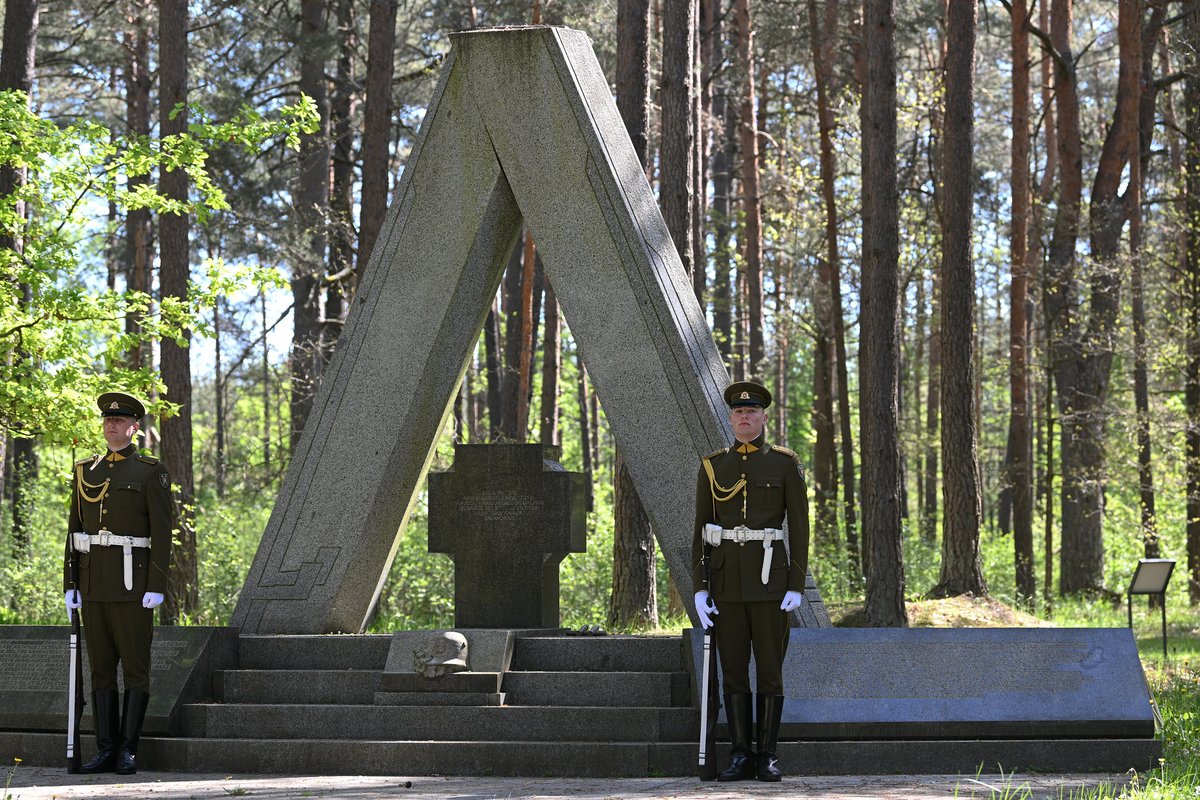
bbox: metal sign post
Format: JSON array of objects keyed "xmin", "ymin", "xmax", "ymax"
[{"xmin": 1126, "ymin": 559, "xmax": 1175, "ymax": 660}]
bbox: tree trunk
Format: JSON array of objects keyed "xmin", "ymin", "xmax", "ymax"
[
  {"xmin": 0, "ymin": 0, "xmax": 38, "ymax": 558},
  {"xmin": 860, "ymin": 0, "xmax": 907, "ymax": 627},
  {"xmin": 539, "ymin": 283, "xmax": 560, "ymax": 445},
  {"xmin": 932, "ymin": 0, "xmax": 985, "ymax": 598},
  {"xmin": 610, "ymin": 453, "xmax": 657, "ymax": 628},
  {"xmin": 1045, "ymin": 0, "xmax": 1148, "ymax": 595},
  {"xmin": 611, "ymin": 0, "xmax": 658, "ymax": 630},
  {"xmin": 0, "ymin": 0, "xmax": 36, "ymax": 95},
  {"xmin": 124, "ymin": 6, "xmax": 152, "ymax": 373},
  {"xmin": 1183, "ymin": 0, "xmax": 1200, "ymax": 604},
  {"xmin": 1009, "ymin": 0, "xmax": 1036, "ymax": 603},
  {"xmin": 1043, "ymin": 0, "xmax": 1085, "ymax": 594},
  {"xmin": 291, "ymin": 0, "xmax": 330, "ymax": 449},
  {"xmin": 515, "ymin": 233, "xmax": 537, "ymax": 440},
  {"xmin": 1124, "ymin": 0, "xmax": 1157, "ymax": 564},
  {"xmin": 215, "ymin": 298, "xmax": 226, "ymax": 498},
  {"xmin": 807, "ymin": 0, "xmax": 839, "ymax": 549},
  {"xmin": 661, "ymin": 0, "xmax": 695, "ymax": 278},
  {"xmin": 359, "ymin": 0, "xmax": 397, "ymax": 274},
  {"xmin": 498, "ymin": 235, "xmax": 525, "ymax": 440},
  {"xmin": 484, "ymin": 303, "xmax": 502, "ymax": 439},
  {"xmin": 617, "ymin": 0, "xmax": 650, "ymax": 165},
  {"xmin": 157, "ymin": 0, "xmax": 196, "ymax": 623},
  {"xmin": 710, "ymin": 83, "xmax": 735, "ymax": 365},
  {"xmin": 913, "ymin": 269, "xmax": 927, "ymax": 527},
  {"xmin": 261, "ymin": 292, "xmax": 271, "ymax": 479},
  {"xmin": 325, "ymin": 0, "xmax": 356, "ymax": 357},
  {"xmin": 577, "ymin": 355, "xmax": 592, "ymax": 474},
  {"xmin": 834, "ymin": 245, "xmax": 859, "ymax": 569},
  {"xmin": 921, "ymin": 266, "xmax": 940, "ymax": 542},
  {"xmin": 734, "ymin": 0, "xmax": 764, "ymax": 374}
]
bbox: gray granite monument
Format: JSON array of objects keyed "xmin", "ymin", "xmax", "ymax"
[
  {"xmin": 687, "ymin": 626, "xmax": 1158, "ymax": 740},
  {"xmin": 0, "ymin": 625, "xmax": 235, "ymax": 735},
  {"xmin": 428, "ymin": 444, "xmax": 586, "ymax": 628},
  {"xmin": 231, "ymin": 26, "xmax": 742, "ymax": 635}
]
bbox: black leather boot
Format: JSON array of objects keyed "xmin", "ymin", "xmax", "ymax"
[
  {"xmin": 115, "ymin": 689, "xmax": 150, "ymax": 775},
  {"xmin": 717, "ymin": 693, "xmax": 756, "ymax": 781},
  {"xmin": 756, "ymin": 694, "xmax": 784, "ymax": 781},
  {"xmin": 79, "ymin": 689, "xmax": 120, "ymax": 774}
]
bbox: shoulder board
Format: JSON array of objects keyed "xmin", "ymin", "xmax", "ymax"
[
  {"xmin": 136, "ymin": 455, "xmax": 159, "ymax": 465},
  {"xmin": 75, "ymin": 455, "xmax": 97, "ymax": 466},
  {"xmin": 702, "ymin": 447, "xmax": 729, "ymax": 461},
  {"xmin": 769, "ymin": 445, "xmax": 798, "ymax": 458}
]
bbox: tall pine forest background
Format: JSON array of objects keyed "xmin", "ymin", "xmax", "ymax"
[{"xmin": 1, "ymin": 0, "xmax": 1199, "ymax": 637}]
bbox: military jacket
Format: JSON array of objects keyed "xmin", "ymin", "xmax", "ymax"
[
  {"xmin": 691, "ymin": 433, "xmax": 809, "ymax": 603},
  {"xmin": 62, "ymin": 444, "xmax": 174, "ymax": 602}
]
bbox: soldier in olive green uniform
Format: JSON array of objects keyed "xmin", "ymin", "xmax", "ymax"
[
  {"xmin": 63, "ymin": 392, "xmax": 173, "ymax": 775},
  {"xmin": 692, "ymin": 381, "xmax": 809, "ymax": 782}
]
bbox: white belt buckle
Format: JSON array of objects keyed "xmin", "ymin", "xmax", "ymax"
[
  {"xmin": 96, "ymin": 530, "xmax": 113, "ymax": 547},
  {"xmin": 732, "ymin": 525, "xmax": 750, "ymax": 545}
]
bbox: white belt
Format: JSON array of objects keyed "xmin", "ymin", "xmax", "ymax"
[
  {"xmin": 71, "ymin": 531, "xmax": 151, "ymax": 591},
  {"xmin": 702, "ymin": 524, "xmax": 784, "ymax": 584}
]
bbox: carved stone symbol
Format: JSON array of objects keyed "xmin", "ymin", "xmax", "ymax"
[{"xmin": 412, "ymin": 631, "xmax": 469, "ymax": 678}]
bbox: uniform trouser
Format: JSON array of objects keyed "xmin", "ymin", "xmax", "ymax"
[
  {"xmin": 714, "ymin": 599, "xmax": 789, "ymax": 695},
  {"xmin": 81, "ymin": 600, "xmax": 154, "ymax": 693}
]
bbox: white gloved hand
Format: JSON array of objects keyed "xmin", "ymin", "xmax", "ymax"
[
  {"xmin": 694, "ymin": 590, "xmax": 719, "ymax": 629},
  {"xmin": 780, "ymin": 590, "xmax": 804, "ymax": 612},
  {"xmin": 142, "ymin": 592, "xmax": 164, "ymax": 609},
  {"xmin": 65, "ymin": 589, "xmax": 82, "ymax": 615}
]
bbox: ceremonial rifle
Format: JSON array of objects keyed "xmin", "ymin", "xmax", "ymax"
[
  {"xmin": 697, "ymin": 546, "xmax": 720, "ymax": 780},
  {"xmin": 66, "ymin": 536, "xmax": 84, "ymax": 773}
]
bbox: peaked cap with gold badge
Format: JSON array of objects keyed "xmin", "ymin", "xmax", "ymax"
[
  {"xmin": 723, "ymin": 380, "xmax": 771, "ymax": 409},
  {"xmin": 97, "ymin": 391, "xmax": 146, "ymax": 419}
]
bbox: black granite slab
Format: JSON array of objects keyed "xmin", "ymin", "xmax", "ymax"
[
  {"xmin": 686, "ymin": 627, "xmax": 1157, "ymax": 739},
  {"xmin": 428, "ymin": 444, "xmax": 587, "ymax": 628},
  {"xmin": 0, "ymin": 625, "xmax": 236, "ymax": 734}
]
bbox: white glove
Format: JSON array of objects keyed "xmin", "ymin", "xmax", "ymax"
[
  {"xmin": 694, "ymin": 590, "xmax": 719, "ymax": 629},
  {"xmin": 65, "ymin": 589, "xmax": 82, "ymax": 614},
  {"xmin": 142, "ymin": 592, "xmax": 164, "ymax": 609},
  {"xmin": 780, "ymin": 590, "xmax": 804, "ymax": 612}
]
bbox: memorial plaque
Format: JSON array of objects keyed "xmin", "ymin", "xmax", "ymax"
[
  {"xmin": 687, "ymin": 627, "xmax": 1157, "ymax": 739},
  {"xmin": 0, "ymin": 625, "xmax": 236, "ymax": 734},
  {"xmin": 428, "ymin": 444, "xmax": 586, "ymax": 628}
]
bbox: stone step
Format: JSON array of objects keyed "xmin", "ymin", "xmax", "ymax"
[
  {"xmin": 510, "ymin": 635, "xmax": 685, "ymax": 672},
  {"xmin": 237, "ymin": 635, "xmax": 392, "ymax": 671},
  {"xmin": 217, "ymin": 670, "xmax": 381, "ymax": 705},
  {"xmin": 503, "ymin": 670, "xmax": 691, "ymax": 707},
  {"xmin": 0, "ymin": 731, "xmax": 1161, "ymax": 777},
  {"xmin": 179, "ymin": 703, "xmax": 697, "ymax": 743},
  {"xmin": 373, "ymin": 690, "xmax": 506, "ymax": 706}
]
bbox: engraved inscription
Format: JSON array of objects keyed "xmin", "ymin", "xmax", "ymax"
[
  {"xmin": 1, "ymin": 638, "xmax": 190, "ymax": 693},
  {"xmin": 788, "ymin": 641, "xmax": 1095, "ymax": 700},
  {"xmin": 0, "ymin": 640, "xmax": 67, "ymax": 691},
  {"xmin": 150, "ymin": 640, "xmax": 188, "ymax": 671},
  {"xmin": 456, "ymin": 492, "xmax": 543, "ymax": 527}
]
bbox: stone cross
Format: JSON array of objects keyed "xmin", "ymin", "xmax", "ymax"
[{"xmin": 428, "ymin": 444, "xmax": 587, "ymax": 628}]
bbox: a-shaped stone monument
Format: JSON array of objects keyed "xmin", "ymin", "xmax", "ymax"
[{"xmin": 232, "ymin": 26, "xmax": 815, "ymax": 634}]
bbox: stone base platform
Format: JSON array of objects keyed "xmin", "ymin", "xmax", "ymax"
[{"xmin": 0, "ymin": 628, "xmax": 1163, "ymax": 778}]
